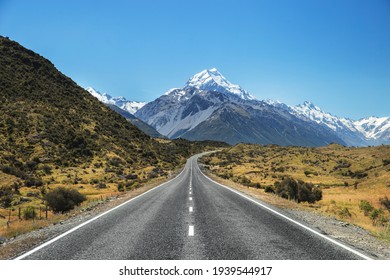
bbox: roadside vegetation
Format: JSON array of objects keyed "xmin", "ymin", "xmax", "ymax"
[{"xmin": 200, "ymin": 143, "xmax": 390, "ymax": 241}]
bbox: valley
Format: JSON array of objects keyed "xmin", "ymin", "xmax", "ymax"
[{"xmin": 1, "ymin": 35, "xmax": 389, "ymax": 260}]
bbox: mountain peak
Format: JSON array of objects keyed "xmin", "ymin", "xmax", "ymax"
[{"xmin": 185, "ymin": 68, "xmax": 255, "ymax": 101}]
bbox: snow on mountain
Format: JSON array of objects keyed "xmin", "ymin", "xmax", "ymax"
[
  {"xmin": 184, "ymin": 68, "xmax": 256, "ymax": 101},
  {"xmin": 275, "ymin": 100, "xmax": 390, "ymax": 145},
  {"xmin": 291, "ymin": 101, "xmax": 357, "ymax": 132},
  {"xmin": 86, "ymin": 87, "xmax": 146, "ymax": 114},
  {"xmin": 354, "ymin": 116, "xmax": 390, "ymax": 140},
  {"xmin": 136, "ymin": 70, "xmax": 346, "ymax": 146}
]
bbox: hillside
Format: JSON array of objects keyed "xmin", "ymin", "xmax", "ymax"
[
  {"xmin": 105, "ymin": 104, "xmax": 163, "ymax": 138},
  {"xmin": 201, "ymin": 144, "xmax": 390, "ymax": 238}
]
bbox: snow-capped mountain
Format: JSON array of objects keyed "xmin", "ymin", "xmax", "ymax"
[
  {"xmin": 184, "ymin": 68, "xmax": 255, "ymax": 101},
  {"xmin": 354, "ymin": 116, "xmax": 390, "ymax": 144},
  {"xmin": 87, "ymin": 68, "xmax": 389, "ymax": 146},
  {"xmin": 136, "ymin": 69, "xmax": 345, "ymax": 146},
  {"xmin": 86, "ymin": 87, "xmax": 146, "ymax": 114},
  {"xmin": 279, "ymin": 100, "xmax": 390, "ymax": 146}
]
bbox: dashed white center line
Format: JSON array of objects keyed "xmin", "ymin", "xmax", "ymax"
[
  {"xmin": 189, "ymin": 206, "xmax": 193, "ymax": 212},
  {"xmin": 189, "ymin": 191, "xmax": 192, "ymax": 195},
  {"xmin": 189, "ymin": 197, "xmax": 192, "ymax": 201},
  {"xmin": 188, "ymin": 225, "xmax": 194, "ymax": 236}
]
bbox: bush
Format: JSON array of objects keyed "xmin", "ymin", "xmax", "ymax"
[
  {"xmin": 274, "ymin": 177, "xmax": 322, "ymax": 203},
  {"xmin": 44, "ymin": 187, "xmax": 86, "ymax": 213},
  {"xmin": 117, "ymin": 183, "xmax": 124, "ymax": 192},
  {"xmin": 370, "ymin": 208, "xmax": 386, "ymax": 226},
  {"xmin": 379, "ymin": 196, "xmax": 390, "ymax": 213},
  {"xmin": 359, "ymin": 200, "xmax": 374, "ymax": 216},
  {"xmin": 42, "ymin": 165, "xmax": 52, "ymax": 174},
  {"xmin": 25, "ymin": 177, "xmax": 43, "ymax": 187},
  {"xmin": 264, "ymin": 186, "xmax": 275, "ymax": 193},
  {"xmin": 23, "ymin": 206, "xmax": 36, "ymax": 220},
  {"xmin": 0, "ymin": 186, "xmax": 13, "ymax": 208},
  {"xmin": 96, "ymin": 182, "xmax": 107, "ymax": 189},
  {"xmin": 338, "ymin": 207, "xmax": 352, "ymax": 219}
]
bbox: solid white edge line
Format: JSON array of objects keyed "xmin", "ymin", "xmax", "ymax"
[
  {"xmin": 188, "ymin": 225, "xmax": 194, "ymax": 236},
  {"xmin": 14, "ymin": 164, "xmax": 188, "ymax": 260},
  {"xmin": 195, "ymin": 158, "xmax": 373, "ymax": 260}
]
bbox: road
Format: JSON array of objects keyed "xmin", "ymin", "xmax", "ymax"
[{"xmin": 17, "ymin": 154, "xmax": 370, "ymax": 260}]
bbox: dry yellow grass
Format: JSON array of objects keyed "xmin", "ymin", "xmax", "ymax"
[
  {"xmin": 202, "ymin": 144, "xmax": 390, "ymax": 240},
  {"xmin": 0, "ymin": 171, "xmax": 174, "ymax": 238}
]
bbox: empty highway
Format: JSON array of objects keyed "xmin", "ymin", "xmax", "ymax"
[{"xmin": 16, "ymin": 154, "xmax": 370, "ymax": 260}]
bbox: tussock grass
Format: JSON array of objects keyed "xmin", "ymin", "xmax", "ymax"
[{"xmin": 202, "ymin": 144, "xmax": 390, "ymax": 239}]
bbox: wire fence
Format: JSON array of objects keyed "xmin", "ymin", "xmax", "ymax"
[{"xmin": 1, "ymin": 192, "xmax": 121, "ymax": 228}]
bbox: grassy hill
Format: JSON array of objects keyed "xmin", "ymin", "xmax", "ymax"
[
  {"xmin": 201, "ymin": 143, "xmax": 390, "ymax": 239},
  {"xmin": 0, "ymin": 36, "xmax": 227, "ymax": 237}
]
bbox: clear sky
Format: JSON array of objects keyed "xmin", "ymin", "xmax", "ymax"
[{"xmin": 1, "ymin": 0, "xmax": 389, "ymax": 119}]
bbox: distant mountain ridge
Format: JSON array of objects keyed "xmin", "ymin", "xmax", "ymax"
[
  {"xmin": 86, "ymin": 87, "xmax": 146, "ymax": 114},
  {"xmin": 135, "ymin": 68, "xmax": 389, "ymax": 146},
  {"xmin": 282, "ymin": 101, "xmax": 390, "ymax": 146},
  {"xmin": 105, "ymin": 104, "xmax": 163, "ymax": 138}
]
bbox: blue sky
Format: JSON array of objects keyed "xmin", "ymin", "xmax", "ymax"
[{"xmin": 1, "ymin": 0, "xmax": 389, "ymax": 119}]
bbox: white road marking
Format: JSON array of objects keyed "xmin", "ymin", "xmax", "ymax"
[
  {"xmin": 189, "ymin": 191, "xmax": 192, "ymax": 195},
  {"xmin": 14, "ymin": 165, "xmax": 189, "ymax": 260},
  {"xmin": 189, "ymin": 197, "xmax": 192, "ymax": 201},
  {"xmin": 189, "ymin": 207, "xmax": 193, "ymax": 212},
  {"xmin": 195, "ymin": 158, "xmax": 373, "ymax": 260},
  {"xmin": 189, "ymin": 225, "xmax": 194, "ymax": 236}
]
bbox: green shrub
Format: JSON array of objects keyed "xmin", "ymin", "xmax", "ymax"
[
  {"xmin": 96, "ymin": 182, "xmax": 107, "ymax": 189},
  {"xmin": 42, "ymin": 165, "xmax": 52, "ymax": 174},
  {"xmin": 338, "ymin": 207, "xmax": 352, "ymax": 219},
  {"xmin": 370, "ymin": 208, "xmax": 386, "ymax": 226},
  {"xmin": 359, "ymin": 200, "xmax": 374, "ymax": 216},
  {"xmin": 274, "ymin": 177, "xmax": 322, "ymax": 203},
  {"xmin": 117, "ymin": 183, "xmax": 124, "ymax": 192},
  {"xmin": 0, "ymin": 186, "xmax": 13, "ymax": 208},
  {"xmin": 23, "ymin": 206, "xmax": 36, "ymax": 220},
  {"xmin": 44, "ymin": 187, "xmax": 86, "ymax": 213},
  {"xmin": 25, "ymin": 177, "xmax": 43, "ymax": 187},
  {"xmin": 264, "ymin": 186, "xmax": 275, "ymax": 193}
]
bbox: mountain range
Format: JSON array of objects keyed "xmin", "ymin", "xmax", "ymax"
[{"xmin": 88, "ymin": 69, "xmax": 389, "ymax": 146}]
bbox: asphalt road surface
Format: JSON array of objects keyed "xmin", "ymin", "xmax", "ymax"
[{"xmin": 17, "ymin": 154, "xmax": 370, "ymax": 260}]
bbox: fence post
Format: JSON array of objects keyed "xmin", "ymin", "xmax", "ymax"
[
  {"xmin": 46, "ymin": 205, "xmax": 48, "ymax": 220},
  {"xmin": 18, "ymin": 207, "xmax": 21, "ymax": 220},
  {"xmin": 8, "ymin": 209, "xmax": 11, "ymax": 223}
]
